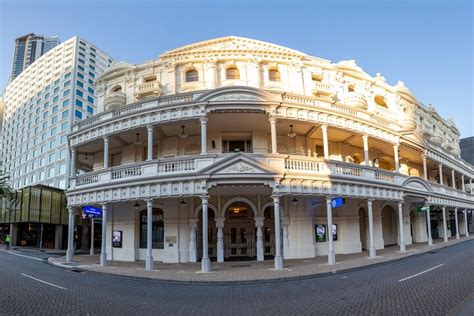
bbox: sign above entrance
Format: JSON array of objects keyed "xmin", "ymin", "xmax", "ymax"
[
  {"xmin": 83, "ymin": 205, "xmax": 102, "ymax": 217},
  {"xmin": 417, "ymin": 205, "xmax": 434, "ymax": 213},
  {"xmin": 331, "ymin": 197, "xmax": 345, "ymax": 209}
]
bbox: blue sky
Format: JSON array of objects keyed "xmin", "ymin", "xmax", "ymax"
[{"xmin": 1, "ymin": 0, "xmax": 472, "ymax": 137}]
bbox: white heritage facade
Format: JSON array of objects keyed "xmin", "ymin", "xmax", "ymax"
[{"xmin": 65, "ymin": 37, "xmax": 473, "ymax": 271}]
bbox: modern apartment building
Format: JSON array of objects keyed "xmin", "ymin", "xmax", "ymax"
[
  {"xmin": 1, "ymin": 36, "xmax": 113, "ymax": 190},
  {"xmin": 10, "ymin": 33, "xmax": 61, "ymax": 80},
  {"xmin": 460, "ymin": 137, "xmax": 474, "ymax": 166}
]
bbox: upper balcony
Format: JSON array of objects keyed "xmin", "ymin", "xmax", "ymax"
[
  {"xmin": 134, "ymin": 81, "xmax": 162, "ymax": 100},
  {"xmin": 104, "ymin": 92, "xmax": 126, "ymax": 110}
]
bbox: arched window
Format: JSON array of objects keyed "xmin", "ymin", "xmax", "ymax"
[
  {"xmin": 139, "ymin": 208, "xmax": 164, "ymax": 249},
  {"xmin": 374, "ymin": 95, "xmax": 387, "ymax": 108},
  {"xmin": 226, "ymin": 67, "xmax": 240, "ymax": 80},
  {"xmin": 269, "ymin": 69, "xmax": 281, "ymax": 82},
  {"xmin": 185, "ymin": 69, "xmax": 198, "ymax": 82},
  {"xmin": 111, "ymin": 85, "xmax": 122, "ymax": 93}
]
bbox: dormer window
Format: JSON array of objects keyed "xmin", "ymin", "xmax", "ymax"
[
  {"xmin": 269, "ymin": 69, "xmax": 280, "ymax": 82},
  {"xmin": 374, "ymin": 95, "xmax": 387, "ymax": 108},
  {"xmin": 185, "ymin": 69, "xmax": 198, "ymax": 82},
  {"xmin": 226, "ymin": 67, "xmax": 240, "ymax": 80}
]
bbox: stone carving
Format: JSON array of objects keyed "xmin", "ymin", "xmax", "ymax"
[
  {"xmin": 221, "ymin": 162, "xmax": 258, "ymax": 173},
  {"xmin": 211, "ymin": 93, "xmax": 260, "ymax": 101}
]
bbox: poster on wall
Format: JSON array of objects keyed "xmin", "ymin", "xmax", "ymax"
[
  {"xmin": 112, "ymin": 230, "xmax": 123, "ymax": 248},
  {"xmin": 332, "ymin": 224, "xmax": 338, "ymax": 241},
  {"xmin": 315, "ymin": 224, "xmax": 326, "ymax": 242}
]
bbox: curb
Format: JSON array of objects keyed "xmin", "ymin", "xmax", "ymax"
[{"xmin": 46, "ymin": 238, "xmax": 473, "ymax": 286}]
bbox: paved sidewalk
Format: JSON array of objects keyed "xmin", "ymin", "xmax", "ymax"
[{"xmin": 48, "ymin": 236, "xmax": 473, "ymax": 283}]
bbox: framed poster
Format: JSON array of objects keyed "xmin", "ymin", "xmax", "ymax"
[
  {"xmin": 332, "ymin": 224, "xmax": 338, "ymax": 241},
  {"xmin": 315, "ymin": 224, "xmax": 326, "ymax": 242},
  {"xmin": 112, "ymin": 230, "xmax": 123, "ymax": 248}
]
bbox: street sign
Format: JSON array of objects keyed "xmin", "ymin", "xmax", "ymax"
[
  {"xmin": 331, "ymin": 197, "xmax": 345, "ymax": 208},
  {"xmin": 83, "ymin": 205, "xmax": 102, "ymax": 217}
]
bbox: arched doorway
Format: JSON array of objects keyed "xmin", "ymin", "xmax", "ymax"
[
  {"xmin": 197, "ymin": 208, "xmax": 216, "ymax": 260},
  {"xmin": 382, "ymin": 205, "xmax": 398, "ymax": 246},
  {"xmin": 224, "ymin": 201, "xmax": 255, "ymax": 260},
  {"xmin": 263, "ymin": 206, "xmax": 276, "ymax": 258},
  {"xmin": 359, "ymin": 207, "xmax": 368, "ymax": 250}
]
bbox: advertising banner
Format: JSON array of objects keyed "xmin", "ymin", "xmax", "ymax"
[
  {"xmin": 315, "ymin": 224, "xmax": 326, "ymax": 242},
  {"xmin": 112, "ymin": 230, "xmax": 122, "ymax": 248}
]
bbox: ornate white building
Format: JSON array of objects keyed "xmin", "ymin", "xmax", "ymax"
[{"xmin": 65, "ymin": 36, "xmax": 473, "ymax": 272}]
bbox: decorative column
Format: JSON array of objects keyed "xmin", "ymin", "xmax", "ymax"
[
  {"xmin": 188, "ymin": 219, "xmax": 198, "ymax": 263},
  {"xmin": 66, "ymin": 207, "xmax": 74, "ymax": 263},
  {"xmin": 393, "ymin": 144, "xmax": 400, "ymax": 172},
  {"xmin": 451, "ymin": 170, "xmax": 456, "ymax": 189},
  {"xmin": 100, "ymin": 203, "xmax": 108, "ymax": 266},
  {"xmin": 200, "ymin": 116, "xmax": 207, "ymax": 155},
  {"xmin": 426, "ymin": 204, "xmax": 433, "ymax": 246},
  {"xmin": 422, "ymin": 153, "xmax": 428, "ymax": 180},
  {"xmin": 147, "ymin": 125, "xmax": 153, "ymax": 161},
  {"xmin": 272, "ymin": 193, "xmax": 283, "ymax": 269},
  {"xmin": 397, "ymin": 201, "xmax": 406, "ymax": 252},
  {"xmin": 281, "ymin": 217, "xmax": 290, "ymax": 259},
  {"xmin": 254, "ymin": 216, "xmax": 265, "ymax": 261},
  {"xmin": 200, "ymin": 195, "xmax": 210, "ymax": 272},
  {"xmin": 454, "ymin": 208, "xmax": 460, "ymax": 239},
  {"xmin": 321, "ymin": 124, "xmax": 329, "ymax": 159},
  {"xmin": 146, "ymin": 199, "xmax": 154, "ymax": 271},
  {"xmin": 215, "ymin": 217, "xmax": 225, "ymax": 263},
  {"xmin": 470, "ymin": 178, "xmax": 473, "ymax": 194},
  {"xmin": 438, "ymin": 164, "xmax": 443, "ymax": 185},
  {"xmin": 103, "ymin": 136, "xmax": 109, "ymax": 169},
  {"xmin": 326, "ymin": 197, "xmax": 336, "ymax": 264},
  {"xmin": 461, "ymin": 175, "xmax": 465, "ymax": 192},
  {"xmin": 90, "ymin": 217, "xmax": 95, "ymax": 255},
  {"xmin": 70, "ymin": 147, "xmax": 77, "ymax": 177},
  {"xmin": 442, "ymin": 206, "xmax": 448, "ymax": 242},
  {"xmin": 362, "ymin": 134, "xmax": 369, "ymax": 166},
  {"xmin": 269, "ymin": 116, "xmax": 277, "ymax": 154},
  {"xmin": 367, "ymin": 199, "xmax": 376, "ymax": 258},
  {"xmin": 464, "ymin": 209, "xmax": 469, "ymax": 237}
]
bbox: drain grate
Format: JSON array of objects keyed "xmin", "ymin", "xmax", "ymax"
[
  {"xmin": 426, "ymin": 251, "xmax": 437, "ymax": 255},
  {"xmin": 230, "ymin": 265, "xmax": 251, "ymax": 268},
  {"xmin": 70, "ymin": 269, "xmax": 85, "ymax": 273}
]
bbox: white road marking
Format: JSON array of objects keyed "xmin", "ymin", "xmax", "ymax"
[
  {"xmin": 4, "ymin": 250, "xmax": 44, "ymax": 261},
  {"xmin": 20, "ymin": 273, "xmax": 68, "ymax": 290},
  {"xmin": 398, "ymin": 264, "xmax": 444, "ymax": 282}
]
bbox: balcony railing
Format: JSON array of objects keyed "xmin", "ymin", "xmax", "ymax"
[
  {"xmin": 312, "ymin": 82, "xmax": 333, "ymax": 95},
  {"xmin": 134, "ymin": 81, "xmax": 162, "ymax": 99},
  {"xmin": 104, "ymin": 92, "xmax": 126, "ymax": 110}
]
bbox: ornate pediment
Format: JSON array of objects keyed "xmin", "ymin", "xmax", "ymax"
[
  {"xmin": 211, "ymin": 93, "xmax": 260, "ymax": 102},
  {"xmin": 195, "ymin": 86, "xmax": 276, "ymax": 103},
  {"xmin": 218, "ymin": 162, "xmax": 263, "ymax": 174},
  {"xmin": 199, "ymin": 153, "xmax": 278, "ymax": 176},
  {"xmin": 401, "ymin": 178, "xmax": 432, "ymax": 193}
]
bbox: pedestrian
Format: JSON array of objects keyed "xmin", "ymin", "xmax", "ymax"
[{"xmin": 5, "ymin": 234, "xmax": 11, "ymax": 250}]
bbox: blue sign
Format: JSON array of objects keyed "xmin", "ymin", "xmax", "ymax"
[
  {"xmin": 83, "ymin": 205, "xmax": 102, "ymax": 217},
  {"xmin": 331, "ymin": 197, "xmax": 345, "ymax": 208}
]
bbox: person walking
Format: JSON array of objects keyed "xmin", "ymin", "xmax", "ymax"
[{"xmin": 5, "ymin": 234, "xmax": 11, "ymax": 250}]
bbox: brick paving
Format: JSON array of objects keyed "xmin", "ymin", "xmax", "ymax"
[{"xmin": 49, "ymin": 236, "xmax": 473, "ymax": 282}]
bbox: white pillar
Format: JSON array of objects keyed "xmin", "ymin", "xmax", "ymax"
[
  {"xmin": 464, "ymin": 209, "xmax": 469, "ymax": 237},
  {"xmin": 393, "ymin": 144, "xmax": 400, "ymax": 172},
  {"xmin": 454, "ymin": 208, "xmax": 460, "ymax": 239},
  {"xmin": 90, "ymin": 218, "xmax": 95, "ymax": 255},
  {"xmin": 367, "ymin": 199, "xmax": 376, "ymax": 258},
  {"xmin": 147, "ymin": 125, "xmax": 153, "ymax": 161},
  {"xmin": 254, "ymin": 216, "xmax": 264, "ymax": 261},
  {"xmin": 70, "ymin": 148, "xmax": 77, "ymax": 177},
  {"xmin": 442, "ymin": 206, "xmax": 448, "ymax": 242},
  {"xmin": 282, "ymin": 217, "xmax": 290, "ymax": 259},
  {"xmin": 451, "ymin": 169, "xmax": 456, "ymax": 189},
  {"xmin": 461, "ymin": 175, "xmax": 465, "ymax": 192},
  {"xmin": 326, "ymin": 197, "xmax": 336, "ymax": 264},
  {"xmin": 362, "ymin": 134, "xmax": 369, "ymax": 166},
  {"xmin": 269, "ymin": 116, "xmax": 277, "ymax": 154},
  {"xmin": 438, "ymin": 164, "xmax": 443, "ymax": 185},
  {"xmin": 272, "ymin": 194, "xmax": 283, "ymax": 269},
  {"xmin": 103, "ymin": 136, "xmax": 109, "ymax": 169},
  {"xmin": 215, "ymin": 217, "xmax": 225, "ymax": 263},
  {"xmin": 398, "ymin": 201, "xmax": 406, "ymax": 252},
  {"xmin": 66, "ymin": 207, "xmax": 74, "ymax": 263},
  {"xmin": 188, "ymin": 219, "xmax": 198, "ymax": 263},
  {"xmin": 100, "ymin": 204, "xmax": 108, "ymax": 266},
  {"xmin": 426, "ymin": 204, "xmax": 433, "ymax": 246},
  {"xmin": 200, "ymin": 195, "xmax": 210, "ymax": 272},
  {"xmin": 470, "ymin": 178, "xmax": 473, "ymax": 194},
  {"xmin": 321, "ymin": 124, "xmax": 329, "ymax": 159},
  {"xmin": 146, "ymin": 199, "xmax": 154, "ymax": 271},
  {"xmin": 422, "ymin": 153, "xmax": 428, "ymax": 180},
  {"xmin": 200, "ymin": 116, "xmax": 207, "ymax": 155}
]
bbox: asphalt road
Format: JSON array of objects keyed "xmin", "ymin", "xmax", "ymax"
[{"xmin": 0, "ymin": 240, "xmax": 473, "ymax": 315}]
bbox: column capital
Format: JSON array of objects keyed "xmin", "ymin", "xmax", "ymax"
[
  {"xmin": 268, "ymin": 115, "xmax": 277, "ymax": 123},
  {"xmin": 320, "ymin": 123, "xmax": 328, "ymax": 131},
  {"xmin": 103, "ymin": 135, "xmax": 109, "ymax": 142},
  {"xmin": 101, "ymin": 203, "xmax": 108, "ymax": 208},
  {"xmin": 145, "ymin": 198, "xmax": 153, "ymax": 206},
  {"xmin": 254, "ymin": 216, "xmax": 265, "ymax": 227},
  {"xmin": 421, "ymin": 152, "xmax": 427, "ymax": 160},
  {"xmin": 281, "ymin": 216, "xmax": 290, "ymax": 227},
  {"xmin": 214, "ymin": 217, "xmax": 225, "ymax": 228},
  {"xmin": 362, "ymin": 134, "xmax": 369, "ymax": 141},
  {"xmin": 71, "ymin": 147, "xmax": 77, "ymax": 153},
  {"xmin": 325, "ymin": 196, "xmax": 332, "ymax": 205},
  {"xmin": 199, "ymin": 195, "xmax": 209, "ymax": 203},
  {"xmin": 200, "ymin": 115, "xmax": 208, "ymax": 123},
  {"xmin": 147, "ymin": 125, "xmax": 154, "ymax": 132},
  {"xmin": 367, "ymin": 198, "xmax": 374, "ymax": 206},
  {"xmin": 188, "ymin": 218, "xmax": 198, "ymax": 227},
  {"xmin": 271, "ymin": 192, "xmax": 281, "ymax": 202},
  {"xmin": 393, "ymin": 143, "xmax": 399, "ymax": 149}
]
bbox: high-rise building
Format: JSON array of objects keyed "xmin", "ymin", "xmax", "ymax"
[
  {"xmin": 1, "ymin": 36, "xmax": 113, "ymax": 190},
  {"xmin": 10, "ymin": 33, "xmax": 61, "ymax": 80},
  {"xmin": 460, "ymin": 137, "xmax": 474, "ymax": 165}
]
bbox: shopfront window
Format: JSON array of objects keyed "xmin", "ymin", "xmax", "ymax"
[{"xmin": 139, "ymin": 208, "xmax": 164, "ymax": 249}]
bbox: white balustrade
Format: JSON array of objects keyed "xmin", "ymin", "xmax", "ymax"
[
  {"xmin": 76, "ymin": 174, "xmax": 99, "ymax": 187},
  {"xmin": 375, "ymin": 171, "xmax": 395, "ymax": 182},
  {"xmin": 158, "ymin": 159, "xmax": 195, "ymax": 173},
  {"xmin": 111, "ymin": 166, "xmax": 142, "ymax": 180}
]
